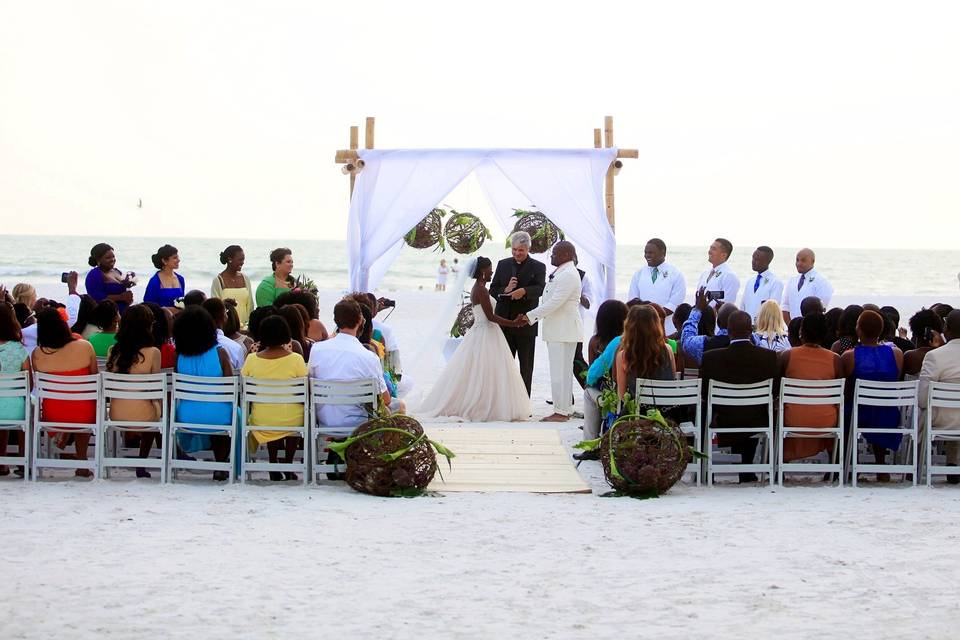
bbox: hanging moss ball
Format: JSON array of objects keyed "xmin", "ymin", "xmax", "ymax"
[
  {"xmin": 509, "ymin": 210, "xmax": 565, "ymax": 254},
  {"xmin": 444, "ymin": 211, "xmax": 492, "ymax": 254},
  {"xmin": 404, "ymin": 209, "xmax": 445, "ymax": 250}
]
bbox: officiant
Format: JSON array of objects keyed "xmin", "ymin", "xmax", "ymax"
[{"xmin": 490, "ymin": 231, "xmax": 546, "ymax": 396}]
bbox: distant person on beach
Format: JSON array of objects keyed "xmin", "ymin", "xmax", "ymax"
[
  {"xmin": 211, "ymin": 245, "xmax": 253, "ymax": 326},
  {"xmin": 740, "ymin": 246, "xmax": 783, "ymax": 323},
  {"xmin": 256, "ymin": 248, "xmax": 294, "ymax": 307},
  {"xmin": 84, "ymin": 243, "xmax": 135, "ymax": 314},
  {"xmin": 450, "ymin": 258, "xmax": 459, "ymax": 275},
  {"xmin": 144, "ymin": 245, "xmax": 185, "ymax": 309},
  {"xmin": 695, "ymin": 238, "xmax": 740, "ymax": 309},
  {"xmin": 627, "ymin": 238, "xmax": 686, "ymax": 319},
  {"xmin": 783, "ymin": 248, "xmax": 833, "ymax": 322},
  {"xmin": 436, "ymin": 259, "xmax": 449, "ymax": 291}
]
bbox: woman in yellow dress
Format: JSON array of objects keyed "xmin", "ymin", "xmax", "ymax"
[
  {"xmin": 211, "ymin": 245, "xmax": 253, "ymax": 326},
  {"xmin": 240, "ymin": 315, "xmax": 308, "ymax": 481}
]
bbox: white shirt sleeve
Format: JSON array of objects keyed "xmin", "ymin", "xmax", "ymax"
[
  {"xmin": 66, "ymin": 293, "xmax": 81, "ymax": 328},
  {"xmin": 818, "ymin": 277, "xmax": 834, "ymax": 308},
  {"xmin": 668, "ymin": 271, "xmax": 686, "ymax": 311},
  {"xmin": 528, "ymin": 271, "xmax": 579, "ymax": 325},
  {"xmin": 627, "ymin": 271, "xmax": 641, "ymax": 302},
  {"xmin": 769, "ymin": 279, "xmax": 784, "ymax": 311},
  {"xmin": 782, "ymin": 277, "xmax": 795, "ymax": 314},
  {"xmin": 722, "ymin": 272, "xmax": 740, "ymax": 305}
]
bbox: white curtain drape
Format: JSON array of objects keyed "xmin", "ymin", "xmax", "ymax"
[{"xmin": 347, "ymin": 148, "xmax": 618, "ymax": 299}]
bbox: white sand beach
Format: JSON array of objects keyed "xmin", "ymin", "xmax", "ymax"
[{"xmin": 3, "ymin": 288, "xmax": 960, "ymax": 638}]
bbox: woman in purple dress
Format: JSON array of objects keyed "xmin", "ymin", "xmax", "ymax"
[{"xmin": 84, "ymin": 243, "xmax": 134, "ymax": 314}]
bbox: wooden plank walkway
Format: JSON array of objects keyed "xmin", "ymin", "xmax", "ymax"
[{"xmin": 425, "ymin": 427, "xmax": 591, "ymax": 494}]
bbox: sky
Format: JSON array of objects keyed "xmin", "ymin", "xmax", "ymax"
[{"xmin": 1, "ymin": 0, "xmax": 958, "ymax": 249}]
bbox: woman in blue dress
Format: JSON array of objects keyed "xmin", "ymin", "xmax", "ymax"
[
  {"xmin": 143, "ymin": 245, "xmax": 185, "ymax": 309},
  {"xmin": 841, "ymin": 309, "xmax": 904, "ymax": 481},
  {"xmin": 172, "ymin": 306, "xmax": 234, "ymax": 481}
]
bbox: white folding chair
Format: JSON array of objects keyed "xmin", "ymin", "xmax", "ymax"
[
  {"xmin": 706, "ymin": 379, "xmax": 775, "ymax": 486},
  {"xmin": 96, "ymin": 356, "xmax": 107, "ymax": 371},
  {"xmin": 308, "ymin": 377, "xmax": 379, "ymax": 482},
  {"xmin": 0, "ymin": 371, "xmax": 31, "ymax": 479},
  {"xmin": 923, "ymin": 381, "xmax": 960, "ymax": 486},
  {"xmin": 32, "ymin": 372, "xmax": 102, "ymax": 480},
  {"xmin": 849, "ymin": 379, "xmax": 919, "ymax": 486},
  {"xmin": 777, "ymin": 378, "xmax": 845, "ymax": 486},
  {"xmin": 240, "ymin": 376, "xmax": 309, "ymax": 484},
  {"xmin": 635, "ymin": 378, "xmax": 702, "ymax": 485},
  {"xmin": 169, "ymin": 373, "xmax": 238, "ymax": 483},
  {"xmin": 683, "ymin": 368, "xmax": 700, "ymax": 380},
  {"xmin": 100, "ymin": 372, "xmax": 168, "ymax": 482}
]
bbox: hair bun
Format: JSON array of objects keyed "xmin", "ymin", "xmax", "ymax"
[
  {"xmin": 150, "ymin": 253, "xmax": 162, "ymax": 269},
  {"xmin": 87, "ymin": 256, "xmax": 97, "ymax": 268},
  {"xmin": 219, "ymin": 251, "xmax": 229, "ymax": 265}
]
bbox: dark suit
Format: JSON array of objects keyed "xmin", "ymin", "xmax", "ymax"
[
  {"xmin": 700, "ymin": 340, "xmax": 779, "ymax": 471},
  {"xmin": 490, "ymin": 256, "xmax": 546, "ymax": 395}
]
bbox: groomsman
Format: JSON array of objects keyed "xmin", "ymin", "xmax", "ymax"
[
  {"xmin": 783, "ymin": 248, "xmax": 834, "ymax": 322},
  {"xmin": 627, "ymin": 238, "xmax": 686, "ymax": 317},
  {"xmin": 740, "ymin": 246, "xmax": 784, "ymax": 323},
  {"xmin": 695, "ymin": 237, "xmax": 740, "ymax": 308},
  {"xmin": 490, "ymin": 231, "xmax": 546, "ymax": 396}
]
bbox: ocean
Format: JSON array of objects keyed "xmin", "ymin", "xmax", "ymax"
[{"xmin": 1, "ymin": 234, "xmax": 958, "ymax": 301}]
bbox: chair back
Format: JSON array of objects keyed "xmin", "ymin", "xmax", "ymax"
[
  {"xmin": 242, "ymin": 376, "xmax": 309, "ymax": 425},
  {"xmin": 309, "ymin": 378, "xmax": 379, "ymax": 406},
  {"xmin": 707, "ymin": 379, "xmax": 774, "ymax": 406},
  {"xmin": 34, "ymin": 371, "xmax": 100, "ymax": 404},
  {"xmin": 683, "ymin": 367, "xmax": 700, "ymax": 380},
  {"xmin": 780, "ymin": 377, "xmax": 844, "ymax": 407},
  {"xmin": 927, "ymin": 381, "xmax": 960, "ymax": 411},
  {"xmin": 853, "ymin": 379, "xmax": 918, "ymax": 409},
  {"xmin": 101, "ymin": 372, "xmax": 168, "ymax": 427},
  {"xmin": 0, "ymin": 371, "xmax": 30, "ymax": 426},
  {"xmin": 96, "ymin": 356, "xmax": 107, "ymax": 371},
  {"xmin": 172, "ymin": 373, "xmax": 239, "ymax": 405},
  {"xmin": 635, "ymin": 378, "xmax": 701, "ymax": 406}
]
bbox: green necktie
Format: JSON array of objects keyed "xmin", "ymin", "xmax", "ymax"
[{"xmin": 651, "ymin": 266, "xmax": 659, "ymax": 283}]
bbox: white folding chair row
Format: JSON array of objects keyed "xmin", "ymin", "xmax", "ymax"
[
  {"xmin": 308, "ymin": 377, "xmax": 381, "ymax": 481},
  {"xmin": 32, "ymin": 372, "xmax": 103, "ymax": 480},
  {"xmin": 923, "ymin": 381, "xmax": 960, "ymax": 486},
  {"xmin": 0, "ymin": 372, "xmax": 31, "ymax": 477},
  {"xmin": 239, "ymin": 376, "xmax": 309, "ymax": 484},
  {"xmin": 634, "ymin": 378, "xmax": 702, "ymax": 485},
  {"xmin": 706, "ymin": 379, "xmax": 775, "ymax": 486},
  {"xmin": 849, "ymin": 379, "xmax": 919, "ymax": 487},
  {"xmin": 777, "ymin": 378, "xmax": 845, "ymax": 486}
]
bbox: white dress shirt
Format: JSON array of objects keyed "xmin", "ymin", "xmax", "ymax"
[
  {"xmin": 919, "ymin": 339, "xmax": 960, "ymax": 431},
  {"xmin": 527, "ymin": 261, "xmax": 583, "ymax": 343},
  {"xmin": 695, "ymin": 261, "xmax": 740, "ymax": 306},
  {"xmin": 783, "ymin": 268, "xmax": 834, "ymax": 319},
  {"xmin": 627, "ymin": 261, "xmax": 686, "ymax": 312},
  {"xmin": 740, "ymin": 270, "xmax": 784, "ymax": 322},
  {"xmin": 216, "ymin": 328, "xmax": 246, "ymax": 371},
  {"xmin": 307, "ymin": 332, "xmax": 387, "ymax": 429}
]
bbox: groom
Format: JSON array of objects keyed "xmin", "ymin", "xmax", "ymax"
[
  {"xmin": 490, "ymin": 231, "xmax": 546, "ymax": 396},
  {"xmin": 520, "ymin": 241, "xmax": 583, "ymax": 422}
]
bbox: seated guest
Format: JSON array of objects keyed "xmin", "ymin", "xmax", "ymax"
[
  {"xmin": 201, "ymin": 298, "xmax": 246, "ymax": 371},
  {"xmin": 30, "ymin": 308, "xmax": 99, "ymax": 477},
  {"xmin": 800, "ymin": 296, "xmax": 825, "ymax": 317},
  {"xmin": 70, "ymin": 294, "xmax": 99, "ymax": 339},
  {"xmin": 275, "ymin": 290, "xmax": 328, "ymax": 342},
  {"xmin": 824, "ymin": 307, "xmax": 843, "ymax": 349},
  {"xmin": 627, "ymin": 238, "xmax": 686, "ymax": 320},
  {"xmin": 105, "ymin": 304, "xmax": 162, "ymax": 478},
  {"xmin": 241, "ymin": 316, "xmax": 308, "ymax": 481},
  {"xmin": 84, "ymin": 243, "xmax": 134, "ymax": 314},
  {"xmin": 740, "ymin": 246, "xmax": 783, "ymax": 323},
  {"xmin": 695, "ymin": 238, "xmax": 740, "ymax": 309},
  {"xmin": 247, "ymin": 305, "xmax": 276, "ymax": 350},
  {"xmin": 778, "ymin": 312, "xmax": 842, "ymax": 462},
  {"xmin": 256, "ymin": 248, "xmax": 295, "ymax": 308},
  {"xmin": 918, "ymin": 310, "xmax": 960, "ymax": 481},
  {"xmin": 587, "ymin": 300, "xmax": 628, "ymax": 364},
  {"xmin": 787, "ymin": 317, "xmax": 803, "ymax": 347},
  {"xmin": 615, "ymin": 305, "xmax": 676, "ymax": 402},
  {"xmin": 0, "ymin": 303, "xmax": 29, "ymax": 476},
  {"xmin": 840, "ymin": 310, "xmax": 904, "ymax": 481},
  {"xmin": 904, "ymin": 308, "xmax": 944, "ymax": 377},
  {"xmin": 307, "ymin": 299, "xmax": 396, "ymax": 430},
  {"xmin": 932, "ymin": 303, "xmax": 954, "ymax": 323},
  {"xmin": 783, "ymin": 248, "xmax": 834, "ymax": 322},
  {"xmin": 667, "ymin": 303, "xmax": 692, "ymax": 341},
  {"xmin": 224, "ymin": 299, "xmax": 254, "ymax": 354},
  {"xmin": 831, "ymin": 305, "xmax": 864, "ymax": 354},
  {"xmin": 143, "ymin": 245, "xmax": 185, "ymax": 309},
  {"xmin": 367, "ymin": 293, "xmax": 396, "ymax": 365},
  {"xmin": 20, "ymin": 273, "xmax": 83, "ymax": 353},
  {"xmin": 211, "ymin": 245, "xmax": 253, "ymax": 326},
  {"xmin": 172, "ymin": 306, "xmax": 234, "ymax": 481},
  {"xmin": 578, "ymin": 301, "xmax": 631, "ymax": 456},
  {"xmin": 700, "ymin": 310, "xmax": 779, "ymax": 483},
  {"xmin": 349, "ymin": 295, "xmax": 386, "ymax": 360},
  {"xmin": 680, "ymin": 289, "xmax": 736, "ymax": 366},
  {"xmin": 753, "ymin": 299, "xmax": 790, "ymax": 352},
  {"xmin": 88, "ymin": 300, "xmax": 120, "ymax": 357},
  {"xmin": 277, "ymin": 305, "xmax": 313, "ymax": 361},
  {"xmin": 142, "ymin": 302, "xmax": 176, "ymax": 369},
  {"xmin": 11, "ymin": 283, "xmax": 37, "ymax": 309},
  {"xmin": 645, "ymin": 302, "xmax": 677, "ymax": 354},
  {"xmin": 880, "ymin": 306, "xmax": 914, "ymax": 352},
  {"xmin": 182, "ymin": 290, "xmax": 207, "ymax": 307}
]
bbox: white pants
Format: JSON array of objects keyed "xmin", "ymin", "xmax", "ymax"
[{"xmin": 547, "ymin": 341, "xmax": 577, "ymax": 416}]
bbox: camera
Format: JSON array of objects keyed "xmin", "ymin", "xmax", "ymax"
[
  {"xmin": 377, "ymin": 297, "xmax": 396, "ymax": 311},
  {"xmin": 705, "ymin": 290, "xmax": 725, "ymax": 302},
  {"xmin": 60, "ymin": 272, "xmax": 70, "ymax": 283}
]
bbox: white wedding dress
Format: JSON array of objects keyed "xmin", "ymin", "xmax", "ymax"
[{"xmin": 417, "ymin": 297, "xmax": 531, "ymax": 422}]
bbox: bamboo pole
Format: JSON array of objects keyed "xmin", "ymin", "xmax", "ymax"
[
  {"xmin": 337, "ymin": 147, "xmax": 636, "ymax": 163},
  {"xmin": 349, "ymin": 125, "xmax": 359, "ymax": 196},
  {"xmin": 365, "ymin": 117, "xmax": 375, "ymax": 149},
  {"xmin": 603, "ymin": 116, "xmax": 615, "ymax": 230},
  {"xmin": 593, "ymin": 128, "xmax": 602, "ymax": 149}
]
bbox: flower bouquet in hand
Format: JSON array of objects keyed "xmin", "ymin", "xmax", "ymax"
[{"xmin": 293, "ymin": 274, "xmax": 319, "ymax": 296}]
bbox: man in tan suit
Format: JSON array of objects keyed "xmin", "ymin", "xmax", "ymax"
[
  {"xmin": 919, "ymin": 310, "xmax": 960, "ymax": 479},
  {"xmin": 521, "ymin": 241, "xmax": 583, "ymax": 422}
]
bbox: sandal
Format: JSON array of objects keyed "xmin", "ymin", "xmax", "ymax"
[
  {"xmin": 283, "ymin": 472, "xmax": 298, "ymax": 481},
  {"xmin": 269, "ymin": 471, "xmax": 284, "ymax": 481}
]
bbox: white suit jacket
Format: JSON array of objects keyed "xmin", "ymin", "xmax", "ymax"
[
  {"xmin": 918, "ymin": 339, "xmax": 960, "ymax": 430},
  {"xmin": 527, "ymin": 261, "xmax": 583, "ymax": 343}
]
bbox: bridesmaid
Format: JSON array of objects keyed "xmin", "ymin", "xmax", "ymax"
[
  {"xmin": 255, "ymin": 247, "xmax": 294, "ymax": 308},
  {"xmin": 210, "ymin": 245, "xmax": 253, "ymax": 326},
  {"xmin": 84, "ymin": 243, "xmax": 135, "ymax": 314},
  {"xmin": 143, "ymin": 245, "xmax": 185, "ymax": 309}
]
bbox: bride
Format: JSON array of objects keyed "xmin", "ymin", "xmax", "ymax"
[{"xmin": 417, "ymin": 257, "xmax": 531, "ymax": 422}]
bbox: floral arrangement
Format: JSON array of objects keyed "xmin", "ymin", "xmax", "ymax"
[{"xmin": 293, "ymin": 274, "xmax": 318, "ymax": 296}]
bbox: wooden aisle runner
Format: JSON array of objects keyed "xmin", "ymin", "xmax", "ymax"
[{"xmin": 425, "ymin": 427, "xmax": 591, "ymax": 494}]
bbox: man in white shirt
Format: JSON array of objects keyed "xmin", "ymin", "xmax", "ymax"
[
  {"xmin": 782, "ymin": 248, "xmax": 834, "ymax": 322},
  {"xmin": 627, "ymin": 238, "xmax": 686, "ymax": 317},
  {"xmin": 695, "ymin": 238, "xmax": 740, "ymax": 309},
  {"xmin": 307, "ymin": 298, "xmax": 393, "ymax": 429},
  {"xmin": 19, "ymin": 272, "xmax": 82, "ymax": 354},
  {"xmin": 739, "ymin": 246, "xmax": 784, "ymax": 323},
  {"xmin": 203, "ymin": 298, "xmax": 246, "ymax": 371},
  {"xmin": 520, "ymin": 241, "xmax": 583, "ymax": 422},
  {"xmin": 918, "ymin": 311, "xmax": 960, "ymax": 476}
]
